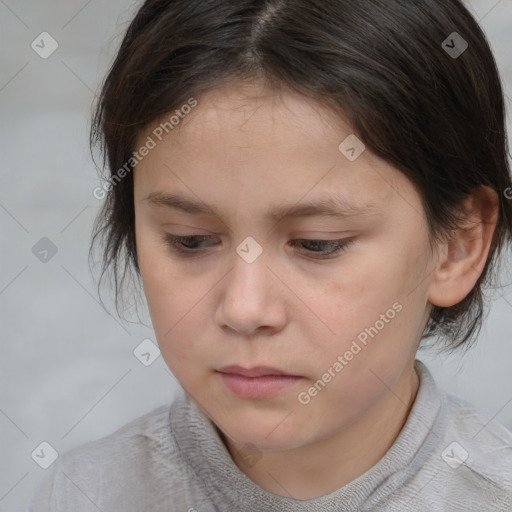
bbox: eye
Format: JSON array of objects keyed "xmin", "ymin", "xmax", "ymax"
[
  {"xmin": 163, "ymin": 234, "xmax": 218, "ymax": 253},
  {"xmin": 163, "ymin": 234, "xmax": 354, "ymax": 259},
  {"xmin": 288, "ymin": 238, "xmax": 354, "ymax": 258}
]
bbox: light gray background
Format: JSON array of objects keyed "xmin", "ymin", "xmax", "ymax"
[{"xmin": 1, "ymin": 0, "xmax": 511, "ymax": 509}]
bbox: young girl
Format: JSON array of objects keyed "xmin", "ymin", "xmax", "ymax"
[{"xmin": 31, "ymin": 0, "xmax": 512, "ymax": 510}]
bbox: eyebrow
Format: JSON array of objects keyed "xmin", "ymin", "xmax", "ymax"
[{"xmin": 143, "ymin": 192, "xmax": 382, "ymax": 223}]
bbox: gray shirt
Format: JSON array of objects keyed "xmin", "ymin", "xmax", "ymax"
[{"xmin": 29, "ymin": 360, "xmax": 512, "ymax": 511}]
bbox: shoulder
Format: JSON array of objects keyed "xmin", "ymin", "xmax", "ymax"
[
  {"xmin": 398, "ymin": 361, "xmax": 512, "ymax": 511},
  {"xmin": 441, "ymin": 389, "xmax": 512, "ymax": 479},
  {"xmin": 60, "ymin": 405, "xmax": 171, "ymax": 469},
  {"xmin": 423, "ymin": 383, "xmax": 512, "ymax": 510},
  {"xmin": 29, "ymin": 401, "xmax": 188, "ymax": 511}
]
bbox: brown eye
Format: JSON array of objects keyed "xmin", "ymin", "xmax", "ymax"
[
  {"xmin": 288, "ymin": 238, "xmax": 354, "ymax": 258},
  {"xmin": 163, "ymin": 234, "xmax": 219, "ymax": 253}
]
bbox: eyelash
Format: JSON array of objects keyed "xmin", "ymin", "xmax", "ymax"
[{"xmin": 163, "ymin": 234, "xmax": 354, "ymax": 259}]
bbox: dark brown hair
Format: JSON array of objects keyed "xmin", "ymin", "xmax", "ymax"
[{"xmin": 89, "ymin": 0, "xmax": 512, "ymax": 352}]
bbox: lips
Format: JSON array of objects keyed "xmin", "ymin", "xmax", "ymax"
[
  {"xmin": 216, "ymin": 365, "xmax": 302, "ymax": 399},
  {"xmin": 217, "ymin": 365, "xmax": 297, "ymax": 377}
]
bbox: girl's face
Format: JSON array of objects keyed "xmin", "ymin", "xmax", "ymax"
[{"xmin": 133, "ymin": 79, "xmax": 438, "ymax": 451}]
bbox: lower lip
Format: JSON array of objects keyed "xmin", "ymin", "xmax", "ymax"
[{"xmin": 218, "ymin": 373, "xmax": 302, "ymax": 399}]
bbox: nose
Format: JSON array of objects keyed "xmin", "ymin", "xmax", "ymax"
[{"xmin": 215, "ymin": 248, "xmax": 287, "ymax": 337}]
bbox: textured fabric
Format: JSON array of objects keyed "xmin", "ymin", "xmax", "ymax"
[{"xmin": 29, "ymin": 360, "xmax": 512, "ymax": 511}]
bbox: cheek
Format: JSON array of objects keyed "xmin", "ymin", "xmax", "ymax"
[
  {"xmin": 309, "ymin": 245, "xmax": 425, "ymax": 376},
  {"xmin": 313, "ymin": 253, "xmax": 398, "ymax": 341},
  {"xmin": 136, "ymin": 230, "xmax": 186, "ymax": 335},
  {"xmin": 136, "ymin": 230, "xmax": 216, "ymax": 371},
  {"xmin": 140, "ymin": 267, "xmax": 206, "ymax": 380}
]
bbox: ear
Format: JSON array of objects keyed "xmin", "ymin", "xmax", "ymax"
[{"xmin": 427, "ymin": 185, "xmax": 499, "ymax": 308}]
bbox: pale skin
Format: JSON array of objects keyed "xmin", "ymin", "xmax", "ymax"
[{"xmin": 133, "ymin": 78, "xmax": 499, "ymax": 500}]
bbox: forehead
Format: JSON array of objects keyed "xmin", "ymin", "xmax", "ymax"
[
  {"xmin": 133, "ymin": 80, "xmax": 412, "ymax": 219},
  {"xmin": 152, "ymin": 80, "xmax": 350, "ymax": 152}
]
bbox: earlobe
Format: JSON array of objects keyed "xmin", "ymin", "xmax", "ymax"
[{"xmin": 427, "ymin": 186, "xmax": 499, "ymax": 308}]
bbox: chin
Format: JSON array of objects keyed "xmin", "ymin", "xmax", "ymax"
[{"xmin": 217, "ymin": 413, "xmax": 309, "ymax": 452}]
